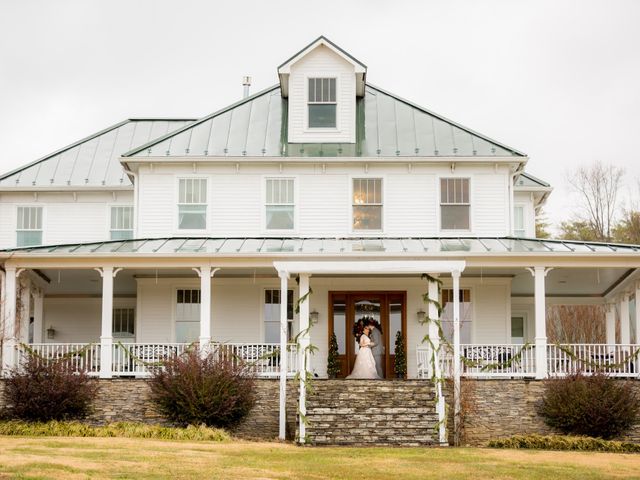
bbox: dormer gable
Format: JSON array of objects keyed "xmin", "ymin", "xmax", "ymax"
[{"xmin": 278, "ymin": 36, "xmax": 366, "ymax": 144}]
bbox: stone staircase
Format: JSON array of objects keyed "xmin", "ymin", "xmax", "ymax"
[{"xmin": 304, "ymin": 380, "xmax": 440, "ymax": 446}]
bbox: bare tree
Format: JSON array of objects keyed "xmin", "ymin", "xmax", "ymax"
[
  {"xmin": 546, "ymin": 305, "xmax": 606, "ymax": 344},
  {"xmin": 568, "ymin": 162, "xmax": 624, "ymax": 242}
]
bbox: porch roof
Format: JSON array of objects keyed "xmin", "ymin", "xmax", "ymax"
[{"xmin": 1, "ymin": 236, "xmax": 639, "ymax": 258}]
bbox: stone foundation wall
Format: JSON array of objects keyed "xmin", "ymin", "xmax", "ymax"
[{"xmin": 447, "ymin": 379, "xmax": 640, "ymax": 446}]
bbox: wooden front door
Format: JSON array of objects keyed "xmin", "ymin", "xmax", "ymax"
[{"xmin": 328, "ymin": 291, "xmax": 406, "ymax": 379}]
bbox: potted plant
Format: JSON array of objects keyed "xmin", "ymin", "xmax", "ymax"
[
  {"xmin": 327, "ymin": 332, "xmax": 340, "ymax": 379},
  {"xmin": 394, "ymin": 331, "xmax": 407, "ymax": 379}
]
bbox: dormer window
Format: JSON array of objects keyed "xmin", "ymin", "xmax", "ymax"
[{"xmin": 308, "ymin": 78, "xmax": 337, "ymax": 128}]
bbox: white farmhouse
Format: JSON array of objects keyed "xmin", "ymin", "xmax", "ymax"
[{"xmin": 1, "ymin": 37, "xmax": 639, "ymax": 444}]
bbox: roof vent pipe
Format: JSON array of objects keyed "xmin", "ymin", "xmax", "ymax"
[{"xmin": 242, "ymin": 76, "xmax": 252, "ymax": 98}]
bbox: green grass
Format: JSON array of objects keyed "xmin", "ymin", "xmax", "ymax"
[
  {"xmin": 1, "ymin": 436, "xmax": 640, "ymax": 479},
  {"xmin": 0, "ymin": 420, "xmax": 229, "ymax": 441}
]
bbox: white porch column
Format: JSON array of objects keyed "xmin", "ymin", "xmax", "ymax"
[
  {"xmin": 2, "ymin": 267, "xmax": 18, "ymax": 373},
  {"xmin": 606, "ymin": 303, "xmax": 616, "ymax": 345},
  {"xmin": 298, "ymin": 273, "xmax": 310, "ymax": 444},
  {"xmin": 278, "ymin": 271, "xmax": 289, "ymax": 441},
  {"xmin": 619, "ymin": 293, "xmax": 631, "ymax": 345},
  {"xmin": 193, "ymin": 266, "xmax": 218, "ymax": 351},
  {"xmin": 96, "ymin": 267, "xmax": 120, "ymax": 379},
  {"xmin": 19, "ymin": 277, "xmax": 31, "ymax": 343},
  {"xmin": 529, "ymin": 266, "xmax": 549, "ymax": 380},
  {"xmin": 33, "ymin": 289, "xmax": 44, "ymax": 344},
  {"xmin": 427, "ymin": 275, "xmax": 446, "ymax": 445},
  {"xmin": 452, "ymin": 269, "xmax": 461, "ymax": 446}
]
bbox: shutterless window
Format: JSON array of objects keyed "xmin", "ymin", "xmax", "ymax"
[
  {"xmin": 441, "ymin": 289, "xmax": 472, "ymax": 344},
  {"xmin": 112, "ymin": 308, "xmax": 135, "ymax": 337},
  {"xmin": 264, "ymin": 289, "xmax": 294, "ymax": 343},
  {"xmin": 514, "ymin": 206, "xmax": 525, "ymax": 237},
  {"xmin": 178, "ymin": 179, "xmax": 207, "ymax": 230},
  {"xmin": 16, "ymin": 206, "xmax": 43, "ymax": 247},
  {"xmin": 265, "ymin": 178, "xmax": 294, "ymax": 230},
  {"xmin": 110, "ymin": 206, "xmax": 134, "ymax": 240},
  {"xmin": 440, "ymin": 178, "xmax": 470, "ymax": 230},
  {"xmin": 308, "ymin": 78, "xmax": 336, "ymax": 128},
  {"xmin": 353, "ymin": 178, "xmax": 383, "ymax": 230},
  {"xmin": 176, "ymin": 289, "xmax": 201, "ymax": 343}
]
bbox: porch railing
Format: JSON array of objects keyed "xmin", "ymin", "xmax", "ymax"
[
  {"xmin": 417, "ymin": 343, "xmax": 537, "ymax": 379},
  {"xmin": 547, "ymin": 344, "xmax": 640, "ymax": 378},
  {"xmin": 16, "ymin": 342, "xmax": 298, "ymax": 378}
]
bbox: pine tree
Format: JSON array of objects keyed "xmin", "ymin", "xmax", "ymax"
[
  {"xmin": 394, "ymin": 331, "xmax": 407, "ymax": 378},
  {"xmin": 327, "ymin": 332, "xmax": 340, "ymax": 378}
]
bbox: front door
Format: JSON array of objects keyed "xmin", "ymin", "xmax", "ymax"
[{"xmin": 329, "ymin": 291, "xmax": 406, "ymax": 379}]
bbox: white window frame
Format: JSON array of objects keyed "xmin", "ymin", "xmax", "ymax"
[
  {"xmin": 176, "ymin": 177, "xmax": 209, "ymax": 233},
  {"xmin": 263, "ymin": 176, "xmax": 297, "ymax": 233},
  {"xmin": 438, "ymin": 176, "xmax": 472, "ymax": 234},
  {"xmin": 510, "ymin": 311, "xmax": 529, "ymax": 345},
  {"xmin": 350, "ymin": 176, "xmax": 385, "ymax": 234},
  {"xmin": 261, "ymin": 288, "xmax": 296, "ymax": 343},
  {"xmin": 16, "ymin": 205, "xmax": 44, "ymax": 247},
  {"xmin": 305, "ymin": 75, "xmax": 339, "ymax": 132},
  {"xmin": 109, "ymin": 205, "xmax": 134, "ymax": 240},
  {"xmin": 513, "ymin": 204, "xmax": 526, "ymax": 237}
]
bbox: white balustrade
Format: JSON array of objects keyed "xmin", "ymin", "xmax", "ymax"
[
  {"xmin": 547, "ymin": 344, "xmax": 640, "ymax": 378},
  {"xmin": 14, "ymin": 342, "xmax": 299, "ymax": 378},
  {"xmin": 17, "ymin": 343, "xmax": 101, "ymax": 375}
]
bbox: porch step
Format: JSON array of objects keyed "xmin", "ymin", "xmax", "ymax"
[{"xmin": 304, "ymin": 379, "xmax": 439, "ymax": 446}]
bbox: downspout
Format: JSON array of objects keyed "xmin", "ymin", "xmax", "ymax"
[{"xmin": 122, "ymin": 168, "xmax": 139, "ymax": 237}]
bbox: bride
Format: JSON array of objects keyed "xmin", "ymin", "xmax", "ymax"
[{"xmin": 347, "ymin": 323, "xmax": 380, "ymax": 379}]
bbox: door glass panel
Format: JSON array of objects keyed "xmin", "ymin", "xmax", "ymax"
[
  {"xmin": 354, "ymin": 298, "xmax": 381, "ymax": 352},
  {"xmin": 511, "ymin": 316, "xmax": 525, "ymax": 344},
  {"xmin": 389, "ymin": 301, "xmax": 402, "ymax": 355},
  {"xmin": 333, "ymin": 300, "xmax": 346, "ymax": 355},
  {"xmin": 176, "ymin": 289, "xmax": 201, "ymax": 343}
]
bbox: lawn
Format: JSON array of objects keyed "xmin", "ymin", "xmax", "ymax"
[{"xmin": 0, "ymin": 436, "xmax": 639, "ymax": 479}]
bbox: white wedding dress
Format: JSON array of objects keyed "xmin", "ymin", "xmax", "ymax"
[{"xmin": 347, "ymin": 334, "xmax": 380, "ymax": 379}]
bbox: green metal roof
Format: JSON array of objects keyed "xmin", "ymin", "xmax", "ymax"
[
  {"xmin": 3, "ymin": 236, "xmax": 638, "ymax": 256},
  {"xmin": 516, "ymin": 172, "xmax": 551, "ymax": 188},
  {"xmin": 125, "ymin": 85, "xmax": 525, "ymax": 159},
  {"xmin": 0, "ymin": 118, "xmax": 195, "ymax": 188}
]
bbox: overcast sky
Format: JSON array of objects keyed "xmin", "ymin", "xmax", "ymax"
[{"xmin": 1, "ymin": 0, "xmax": 639, "ymax": 229}]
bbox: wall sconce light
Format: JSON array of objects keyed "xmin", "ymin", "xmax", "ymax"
[
  {"xmin": 310, "ymin": 310, "xmax": 319, "ymax": 323},
  {"xmin": 46, "ymin": 326, "xmax": 56, "ymax": 340},
  {"xmin": 416, "ymin": 310, "xmax": 426, "ymax": 323}
]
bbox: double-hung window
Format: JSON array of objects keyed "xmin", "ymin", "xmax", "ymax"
[
  {"xmin": 16, "ymin": 206, "xmax": 43, "ymax": 247},
  {"xmin": 513, "ymin": 205, "xmax": 525, "ymax": 237},
  {"xmin": 308, "ymin": 78, "xmax": 337, "ymax": 128},
  {"xmin": 112, "ymin": 308, "xmax": 135, "ymax": 338},
  {"xmin": 264, "ymin": 289, "xmax": 294, "ymax": 343},
  {"xmin": 110, "ymin": 206, "xmax": 134, "ymax": 240},
  {"xmin": 265, "ymin": 178, "xmax": 295, "ymax": 230},
  {"xmin": 352, "ymin": 178, "xmax": 383, "ymax": 231},
  {"xmin": 440, "ymin": 178, "xmax": 470, "ymax": 230},
  {"xmin": 178, "ymin": 178, "xmax": 207, "ymax": 230}
]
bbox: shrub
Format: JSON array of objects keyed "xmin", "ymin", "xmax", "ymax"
[
  {"xmin": 327, "ymin": 333, "xmax": 340, "ymax": 378},
  {"xmin": 2, "ymin": 351, "xmax": 97, "ymax": 421},
  {"xmin": 148, "ymin": 349, "xmax": 255, "ymax": 428},
  {"xmin": 0, "ymin": 420, "xmax": 229, "ymax": 441},
  {"xmin": 538, "ymin": 371, "xmax": 639, "ymax": 439},
  {"xmin": 488, "ymin": 434, "xmax": 640, "ymax": 453}
]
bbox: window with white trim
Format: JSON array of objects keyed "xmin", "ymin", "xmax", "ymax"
[
  {"xmin": 441, "ymin": 288, "xmax": 472, "ymax": 344},
  {"xmin": 16, "ymin": 206, "xmax": 43, "ymax": 247},
  {"xmin": 264, "ymin": 289, "xmax": 293, "ymax": 343},
  {"xmin": 440, "ymin": 178, "xmax": 470, "ymax": 230},
  {"xmin": 514, "ymin": 205, "xmax": 525, "ymax": 237},
  {"xmin": 352, "ymin": 178, "xmax": 383, "ymax": 230},
  {"xmin": 110, "ymin": 206, "xmax": 134, "ymax": 240},
  {"xmin": 265, "ymin": 178, "xmax": 294, "ymax": 230},
  {"xmin": 112, "ymin": 308, "xmax": 135, "ymax": 337},
  {"xmin": 178, "ymin": 178, "xmax": 207, "ymax": 230},
  {"xmin": 176, "ymin": 289, "xmax": 200, "ymax": 343},
  {"xmin": 308, "ymin": 78, "xmax": 337, "ymax": 128}
]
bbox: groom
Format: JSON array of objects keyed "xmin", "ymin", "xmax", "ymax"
[{"xmin": 366, "ymin": 319, "xmax": 384, "ymax": 378}]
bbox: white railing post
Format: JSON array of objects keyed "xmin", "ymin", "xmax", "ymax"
[
  {"xmin": 2, "ymin": 266, "xmax": 19, "ymax": 373},
  {"xmin": 619, "ymin": 293, "xmax": 631, "ymax": 346},
  {"xmin": 298, "ymin": 273, "xmax": 310, "ymax": 444},
  {"xmin": 528, "ymin": 266, "xmax": 550, "ymax": 380},
  {"xmin": 278, "ymin": 270, "xmax": 289, "ymax": 441},
  {"xmin": 96, "ymin": 267, "xmax": 121, "ymax": 379},
  {"xmin": 452, "ymin": 269, "xmax": 461, "ymax": 446}
]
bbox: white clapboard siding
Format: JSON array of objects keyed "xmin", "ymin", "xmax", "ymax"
[
  {"xmin": 473, "ymin": 173, "xmax": 510, "ymax": 236},
  {"xmin": 298, "ymin": 174, "xmax": 349, "ymax": 236},
  {"xmin": 385, "ymin": 174, "xmax": 437, "ymax": 236},
  {"xmin": 288, "ymin": 45, "xmax": 356, "ymax": 143},
  {"xmin": 210, "ymin": 175, "xmax": 262, "ymax": 236},
  {"xmin": 136, "ymin": 283, "xmax": 174, "ymax": 343},
  {"xmin": 473, "ymin": 284, "xmax": 511, "ymax": 343},
  {"xmin": 138, "ymin": 174, "xmax": 176, "ymax": 237}
]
